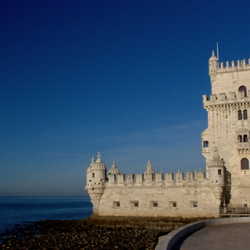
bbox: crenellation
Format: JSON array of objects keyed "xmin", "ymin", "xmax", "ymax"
[
  {"xmin": 105, "ymin": 169, "xmax": 215, "ymax": 188},
  {"xmin": 175, "ymin": 171, "xmax": 184, "ymax": 183},
  {"xmin": 126, "ymin": 174, "xmax": 134, "ymax": 185},
  {"xmin": 211, "ymin": 57, "xmax": 250, "ymax": 74},
  {"xmin": 219, "ymin": 93, "xmax": 226, "ymax": 101},
  {"xmin": 203, "ymin": 92, "xmax": 250, "ymax": 108},
  {"xmin": 165, "ymin": 172, "xmax": 174, "ymax": 183},
  {"xmin": 155, "ymin": 172, "xmax": 163, "ymax": 183},
  {"xmin": 229, "ymin": 92, "xmax": 236, "ymax": 100},
  {"xmin": 195, "ymin": 171, "xmax": 206, "ymax": 180},
  {"xmin": 135, "ymin": 174, "xmax": 143, "ymax": 185},
  {"xmin": 186, "ymin": 172, "xmax": 194, "ymax": 182},
  {"xmin": 117, "ymin": 174, "xmax": 125, "ymax": 185}
]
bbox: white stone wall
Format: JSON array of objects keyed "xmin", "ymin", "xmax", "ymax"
[
  {"xmin": 203, "ymin": 54, "xmax": 250, "ymax": 207},
  {"xmin": 98, "ymin": 185, "xmax": 220, "ymax": 217}
]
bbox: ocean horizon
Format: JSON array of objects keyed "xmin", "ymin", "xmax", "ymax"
[{"xmin": 0, "ymin": 196, "xmax": 92, "ymax": 235}]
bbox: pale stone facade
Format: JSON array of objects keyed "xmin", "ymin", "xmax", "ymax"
[
  {"xmin": 202, "ymin": 52, "xmax": 250, "ymax": 209},
  {"xmin": 85, "ymin": 52, "xmax": 250, "ymax": 217}
]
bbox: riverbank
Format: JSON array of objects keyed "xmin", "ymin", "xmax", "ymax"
[{"xmin": 0, "ymin": 216, "xmax": 205, "ymax": 249}]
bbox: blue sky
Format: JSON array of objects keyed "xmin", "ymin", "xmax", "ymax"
[{"xmin": 1, "ymin": 0, "xmax": 250, "ymax": 196}]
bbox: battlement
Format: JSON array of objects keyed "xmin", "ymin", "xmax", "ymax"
[
  {"xmin": 203, "ymin": 92, "xmax": 250, "ymax": 107},
  {"xmin": 106, "ymin": 170, "xmax": 210, "ymax": 187},
  {"xmin": 216, "ymin": 59, "xmax": 250, "ymax": 73},
  {"xmin": 209, "ymin": 53, "xmax": 250, "ymax": 76}
]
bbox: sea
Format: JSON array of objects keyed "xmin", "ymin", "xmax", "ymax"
[{"xmin": 0, "ymin": 196, "xmax": 92, "ymax": 235}]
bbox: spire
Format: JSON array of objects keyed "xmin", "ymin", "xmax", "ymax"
[
  {"xmin": 209, "ymin": 50, "xmax": 218, "ymax": 61},
  {"xmin": 144, "ymin": 160, "xmax": 155, "ymax": 175},
  {"xmin": 108, "ymin": 159, "xmax": 120, "ymax": 175}
]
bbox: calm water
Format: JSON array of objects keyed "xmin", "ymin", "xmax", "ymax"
[{"xmin": 0, "ymin": 196, "xmax": 92, "ymax": 234}]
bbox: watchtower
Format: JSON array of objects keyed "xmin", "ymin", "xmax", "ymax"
[{"xmin": 202, "ymin": 52, "xmax": 250, "ymax": 208}]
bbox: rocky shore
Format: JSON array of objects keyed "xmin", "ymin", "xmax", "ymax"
[
  {"xmin": 0, "ymin": 219, "xmax": 166, "ymax": 249},
  {"xmin": 0, "ymin": 216, "xmax": 202, "ymax": 249}
]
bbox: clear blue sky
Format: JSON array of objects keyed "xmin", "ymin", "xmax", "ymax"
[{"xmin": 1, "ymin": 0, "xmax": 250, "ymax": 196}]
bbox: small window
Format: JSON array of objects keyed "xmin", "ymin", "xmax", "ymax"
[
  {"xmin": 238, "ymin": 110, "xmax": 243, "ymax": 120},
  {"xmin": 203, "ymin": 141, "xmax": 209, "ymax": 148},
  {"xmin": 241, "ymin": 158, "xmax": 249, "ymax": 170},
  {"xmin": 191, "ymin": 201, "xmax": 198, "ymax": 207},
  {"xmin": 113, "ymin": 201, "xmax": 120, "ymax": 208},
  {"xmin": 153, "ymin": 202, "xmax": 158, "ymax": 207},
  {"xmin": 244, "ymin": 204, "xmax": 248, "ymax": 208},
  {"xmin": 244, "ymin": 109, "xmax": 248, "ymax": 120},
  {"xmin": 92, "ymin": 173, "xmax": 95, "ymax": 178},
  {"xmin": 218, "ymin": 169, "xmax": 222, "ymax": 175},
  {"xmin": 170, "ymin": 201, "xmax": 177, "ymax": 208},
  {"xmin": 239, "ymin": 86, "xmax": 247, "ymax": 97},
  {"xmin": 130, "ymin": 201, "xmax": 139, "ymax": 208}
]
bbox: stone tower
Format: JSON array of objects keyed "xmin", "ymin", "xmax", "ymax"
[
  {"xmin": 202, "ymin": 52, "xmax": 250, "ymax": 209},
  {"xmin": 85, "ymin": 152, "xmax": 107, "ymax": 215}
]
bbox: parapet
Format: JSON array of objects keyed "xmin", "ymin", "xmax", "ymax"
[
  {"xmin": 106, "ymin": 170, "xmax": 210, "ymax": 187},
  {"xmin": 210, "ymin": 58, "xmax": 250, "ymax": 75},
  {"xmin": 203, "ymin": 91, "xmax": 250, "ymax": 107},
  {"xmin": 217, "ymin": 59, "xmax": 250, "ymax": 73}
]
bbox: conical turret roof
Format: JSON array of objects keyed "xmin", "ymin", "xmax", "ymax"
[{"xmin": 108, "ymin": 160, "xmax": 120, "ymax": 175}]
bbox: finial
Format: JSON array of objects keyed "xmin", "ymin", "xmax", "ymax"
[
  {"xmin": 212, "ymin": 50, "xmax": 215, "ymax": 57},
  {"xmin": 112, "ymin": 159, "xmax": 116, "ymax": 168},
  {"xmin": 96, "ymin": 152, "xmax": 102, "ymax": 163},
  {"xmin": 108, "ymin": 159, "xmax": 120, "ymax": 175},
  {"xmin": 147, "ymin": 160, "xmax": 152, "ymax": 168},
  {"xmin": 91, "ymin": 156, "xmax": 95, "ymax": 165},
  {"xmin": 144, "ymin": 160, "xmax": 154, "ymax": 174}
]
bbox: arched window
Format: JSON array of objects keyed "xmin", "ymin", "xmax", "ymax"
[
  {"xmin": 218, "ymin": 169, "xmax": 222, "ymax": 175},
  {"xmin": 92, "ymin": 173, "xmax": 95, "ymax": 178},
  {"xmin": 239, "ymin": 86, "xmax": 247, "ymax": 97},
  {"xmin": 241, "ymin": 158, "xmax": 249, "ymax": 170},
  {"xmin": 238, "ymin": 135, "xmax": 242, "ymax": 142},
  {"xmin": 238, "ymin": 110, "xmax": 242, "ymax": 120},
  {"xmin": 243, "ymin": 109, "xmax": 248, "ymax": 120},
  {"xmin": 244, "ymin": 135, "xmax": 248, "ymax": 142}
]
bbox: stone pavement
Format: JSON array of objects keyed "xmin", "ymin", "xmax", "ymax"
[{"xmin": 175, "ymin": 223, "xmax": 250, "ymax": 250}]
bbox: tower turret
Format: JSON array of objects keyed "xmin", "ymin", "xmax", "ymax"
[
  {"xmin": 208, "ymin": 51, "xmax": 218, "ymax": 83},
  {"xmin": 207, "ymin": 148, "xmax": 225, "ymax": 209},
  {"xmin": 207, "ymin": 148, "xmax": 225, "ymax": 185},
  {"xmin": 85, "ymin": 152, "xmax": 107, "ymax": 215},
  {"xmin": 108, "ymin": 160, "xmax": 120, "ymax": 175}
]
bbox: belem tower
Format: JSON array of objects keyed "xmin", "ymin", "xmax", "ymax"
[{"xmin": 85, "ymin": 52, "xmax": 250, "ymax": 218}]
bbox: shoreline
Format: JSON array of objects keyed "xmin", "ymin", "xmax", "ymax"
[{"xmin": 0, "ymin": 216, "xmax": 206, "ymax": 249}]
